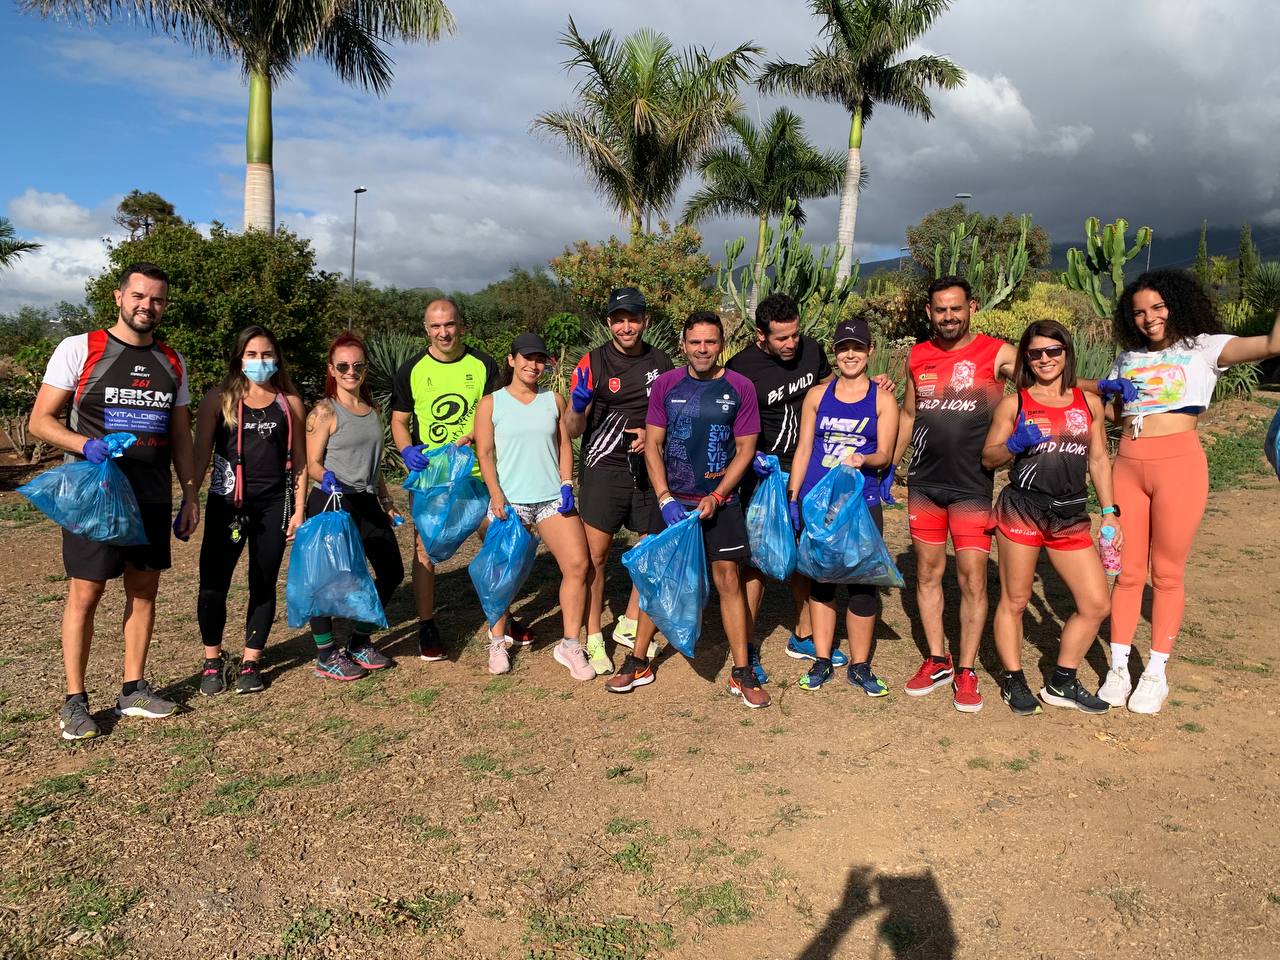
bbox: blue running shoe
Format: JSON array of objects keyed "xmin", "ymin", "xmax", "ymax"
[
  {"xmin": 785, "ymin": 635, "xmax": 848, "ymax": 668},
  {"xmin": 847, "ymin": 662, "xmax": 889, "ymax": 697},
  {"xmin": 798, "ymin": 658, "xmax": 834, "ymax": 691},
  {"xmin": 747, "ymin": 643, "xmax": 769, "ymax": 685}
]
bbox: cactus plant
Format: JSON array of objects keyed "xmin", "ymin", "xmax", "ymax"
[
  {"xmin": 717, "ymin": 198, "xmax": 859, "ymax": 342},
  {"xmin": 1061, "ymin": 217, "xmax": 1153, "ymax": 318},
  {"xmin": 933, "ymin": 213, "xmax": 1031, "ymax": 312}
]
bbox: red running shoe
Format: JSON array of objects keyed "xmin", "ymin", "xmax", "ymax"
[
  {"xmin": 510, "ymin": 619, "xmax": 534, "ymax": 646},
  {"xmin": 952, "ymin": 668, "xmax": 984, "ymax": 713},
  {"xmin": 904, "ymin": 655, "xmax": 954, "ymax": 696}
]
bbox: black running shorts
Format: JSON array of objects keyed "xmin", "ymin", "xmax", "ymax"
[
  {"xmin": 579, "ymin": 467, "xmax": 654, "ymax": 536},
  {"xmin": 62, "ymin": 500, "xmax": 173, "ymax": 581},
  {"xmin": 647, "ymin": 498, "xmax": 750, "ymax": 562}
]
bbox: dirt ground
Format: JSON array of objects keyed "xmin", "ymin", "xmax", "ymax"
[{"xmin": 1, "ymin": 404, "xmax": 1278, "ymax": 960}]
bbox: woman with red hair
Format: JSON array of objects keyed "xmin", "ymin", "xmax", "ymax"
[{"xmin": 302, "ymin": 333, "xmax": 404, "ymax": 680}]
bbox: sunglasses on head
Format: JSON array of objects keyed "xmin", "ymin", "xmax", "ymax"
[
  {"xmin": 334, "ymin": 361, "xmax": 367, "ymax": 374},
  {"xmin": 1025, "ymin": 345, "xmax": 1065, "ymax": 361}
]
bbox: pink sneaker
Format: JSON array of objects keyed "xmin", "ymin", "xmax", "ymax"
[
  {"xmin": 487, "ymin": 634, "xmax": 513, "ymax": 675},
  {"xmin": 554, "ymin": 639, "xmax": 595, "ymax": 681}
]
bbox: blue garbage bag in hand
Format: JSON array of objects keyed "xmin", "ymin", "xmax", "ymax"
[
  {"xmin": 468, "ymin": 513, "xmax": 539, "ymax": 627},
  {"xmin": 621, "ymin": 511, "xmax": 709, "ymax": 657},
  {"xmin": 18, "ymin": 433, "xmax": 147, "ymax": 544},
  {"xmin": 797, "ymin": 463, "xmax": 904, "ymax": 588},
  {"xmin": 1266, "ymin": 405, "xmax": 1280, "ymax": 481},
  {"xmin": 286, "ymin": 498, "xmax": 388, "ymax": 628},
  {"xmin": 403, "ymin": 445, "xmax": 487, "ymax": 564},
  {"xmin": 746, "ymin": 454, "xmax": 796, "ymax": 581}
]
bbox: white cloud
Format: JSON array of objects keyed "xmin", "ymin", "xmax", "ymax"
[
  {"xmin": 0, "ymin": 235, "xmax": 114, "ymax": 313},
  {"xmin": 1132, "ymin": 130, "xmax": 1153, "ymax": 152},
  {"xmin": 8, "ymin": 189, "xmax": 103, "ymax": 238}
]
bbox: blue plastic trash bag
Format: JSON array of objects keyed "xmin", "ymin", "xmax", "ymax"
[
  {"xmin": 17, "ymin": 433, "xmax": 147, "ymax": 544},
  {"xmin": 746, "ymin": 455, "xmax": 797, "ymax": 581},
  {"xmin": 403, "ymin": 445, "xmax": 488, "ymax": 564},
  {"xmin": 1266, "ymin": 405, "xmax": 1280, "ymax": 481},
  {"xmin": 620, "ymin": 511, "xmax": 709, "ymax": 657},
  {"xmin": 468, "ymin": 513, "xmax": 539, "ymax": 627},
  {"xmin": 797, "ymin": 464, "xmax": 904, "ymax": 588},
  {"xmin": 286, "ymin": 499, "xmax": 388, "ymax": 628}
]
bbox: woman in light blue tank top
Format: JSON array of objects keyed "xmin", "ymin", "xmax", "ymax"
[{"xmin": 474, "ymin": 333, "xmax": 592, "ymax": 681}]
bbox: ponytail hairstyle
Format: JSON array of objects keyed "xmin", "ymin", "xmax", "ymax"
[
  {"xmin": 324, "ymin": 331, "xmax": 374, "ymax": 406},
  {"xmin": 219, "ymin": 325, "xmax": 299, "ymax": 426}
]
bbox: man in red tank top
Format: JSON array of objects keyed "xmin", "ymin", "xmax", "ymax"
[{"xmin": 891, "ymin": 276, "xmax": 1018, "ymax": 713}]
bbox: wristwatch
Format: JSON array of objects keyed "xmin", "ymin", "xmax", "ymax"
[{"xmin": 1101, "ymin": 505, "xmax": 1121, "ymax": 518}]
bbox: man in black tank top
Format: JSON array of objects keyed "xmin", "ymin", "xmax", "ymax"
[{"xmin": 29, "ymin": 263, "xmax": 200, "ymax": 740}]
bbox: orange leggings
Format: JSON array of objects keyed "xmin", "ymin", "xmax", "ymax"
[{"xmin": 1109, "ymin": 431, "xmax": 1207, "ymax": 653}]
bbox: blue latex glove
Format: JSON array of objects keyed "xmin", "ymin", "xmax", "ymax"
[
  {"xmin": 558, "ymin": 482, "xmax": 575, "ymax": 514},
  {"xmin": 788, "ymin": 500, "xmax": 802, "ymax": 532},
  {"xmin": 401, "ymin": 444, "xmax": 430, "ymax": 472},
  {"xmin": 570, "ymin": 367, "xmax": 594, "ymax": 414},
  {"xmin": 752, "ymin": 453, "xmax": 774, "ymax": 478},
  {"xmin": 320, "ymin": 470, "xmax": 344, "ymax": 495},
  {"xmin": 82, "ymin": 438, "xmax": 110, "ymax": 464},
  {"xmin": 660, "ymin": 498, "xmax": 686, "ymax": 527},
  {"xmin": 1006, "ymin": 414, "xmax": 1048, "ymax": 455},
  {"xmin": 172, "ymin": 503, "xmax": 191, "ymax": 542},
  {"xmin": 878, "ymin": 465, "xmax": 897, "ymax": 506},
  {"xmin": 1098, "ymin": 377, "xmax": 1138, "ymax": 403}
]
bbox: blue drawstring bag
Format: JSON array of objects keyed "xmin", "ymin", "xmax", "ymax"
[
  {"xmin": 468, "ymin": 513, "xmax": 539, "ymax": 627},
  {"xmin": 403, "ymin": 445, "xmax": 488, "ymax": 564},
  {"xmin": 620, "ymin": 511, "xmax": 709, "ymax": 657},
  {"xmin": 17, "ymin": 433, "xmax": 147, "ymax": 545},
  {"xmin": 1266, "ymin": 405, "xmax": 1280, "ymax": 481},
  {"xmin": 797, "ymin": 464, "xmax": 904, "ymax": 588},
  {"xmin": 286, "ymin": 495, "xmax": 388, "ymax": 628},
  {"xmin": 746, "ymin": 455, "xmax": 797, "ymax": 581}
]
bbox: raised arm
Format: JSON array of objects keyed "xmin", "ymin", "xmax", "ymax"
[{"xmin": 1218, "ymin": 310, "xmax": 1280, "ymax": 365}]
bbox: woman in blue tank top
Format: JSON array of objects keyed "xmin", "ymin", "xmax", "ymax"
[
  {"xmin": 787, "ymin": 316, "xmax": 899, "ymax": 694},
  {"xmin": 474, "ymin": 332, "xmax": 591, "ymax": 682}
]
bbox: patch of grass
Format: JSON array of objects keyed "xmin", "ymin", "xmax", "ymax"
[
  {"xmin": 282, "ymin": 907, "xmax": 335, "ymax": 955},
  {"xmin": 1179, "ymin": 654, "xmax": 1216, "ymax": 667},
  {"xmin": 318, "ymin": 715, "xmax": 351, "ymax": 734},
  {"xmin": 733, "ymin": 847, "xmax": 763, "ymax": 867},
  {"xmin": 766, "ymin": 803, "xmax": 809, "ymax": 836},
  {"xmin": 677, "ymin": 881, "xmax": 752, "ymax": 926},
  {"xmin": 966, "ymin": 757, "xmax": 991, "ymax": 770},
  {"xmin": 1179, "ymin": 722, "xmax": 1206, "ymax": 734},
  {"xmin": 60, "ymin": 876, "xmax": 141, "ymax": 932},
  {"xmin": 7, "ymin": 761, "xmax": 112, "ymax": 830},
  {"xmin": 347, "ymin": 676, "xmax": 385, "ymax": 703},
  {"xmin": 605, "ymin": 816, "xmax": 648, "ymax": 836},
  {"xmin": 346, "ymin": 730, "xmax": 398, "ymax": 768},
  {"xmin": 462, "ymin": 750, "xmax": 500, "ymax": 773},
  {"xmin": 612, "ymin": 841, "xmax": 653, "ymax": 874},
  {"xmin": 937, "ymin": 737, "xmax": 952, "ymax": 748},
  {"xmin": 34, "ymin": 593, "xmax": 60, "ymax": 604},
  {"xmin": 1162, "ymin": 821, "xmax": 1186, "ymax": 833},
  {"xmin": 376, "ymin": 891, "xmax": 462, "ymax": 936},
  {"xmin": 481, "ymin": 676, "xmax": 516, "ymax": 702},
  {"xmin": 1267, "ymin": 892, "xmax": 1280, "ymax": 906},
  {"xmin": 201, "ymin": 771, "xmax": 338, "ymax": 817},
  {"xmin": 405, "ymin": 686, "xmax": 443, "ymax": 711},
  {"xmin": 45, "ymin": 572, "xmax": 69, "ymax": 582},
  {"xmin": 1205, "ymin": 415, "xmax": 1271, "ymax": 490},
  {"xmin": 2, "ymin": 709, "xmax": 43, "ymax": 725},
  {"xmin": 525, "ymin": 911, "xmax": 674, "ymax": 960},
  {"xmin": 0, "ymin": 500, "xmax": 43, "ymax": 527},
  {"xmin": 733, "ymin": 762, "xmax": 757, "ymax": 775},
  {"xmin": 1003, "ymin": 758, "xmax": 1032, "ymax": 773},
  {"xmin": 630, "ymin": 747, "xmax": 656, "ymax": 762},
  {"xmin": 692, "ymin": 838, "xmax": 734, "ymax": 866},
  {"xmin": 605, "ymin": 763, "xmax": 633, "ymax": 780}
]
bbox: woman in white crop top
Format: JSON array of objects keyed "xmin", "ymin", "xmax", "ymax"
[{"xmin": 1099, "ymin": 270, "xmax": 1280, "ymax": 715}]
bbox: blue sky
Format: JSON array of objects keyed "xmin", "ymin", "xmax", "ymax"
[{"xmin": 3, "ymin": 0, "xmax": 1279, "ymax": 311}]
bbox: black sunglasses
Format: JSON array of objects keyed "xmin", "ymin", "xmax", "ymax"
[
  {"xmin": 334, "ymin": 361, "xmax": 367, "ymax": 374},
  {"xmin": 1025, "ymin": 346, "xmax": 1066, "ymax": 361}
]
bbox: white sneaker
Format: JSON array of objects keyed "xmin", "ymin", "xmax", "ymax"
[
  {"xmin": 1126, "ymin": 672, "xmax": 1168, "ymax": 714},
  {"xmin": 487, "ymin": 634, "xmax": 513, "ymax": 675},
  {"xmin": 554, "ymin": 639, "xmax": 596, "ymax": 681},
  {"xmin": 1097, "ymin": 666, "xmax": 1132, "ymax": 707}
]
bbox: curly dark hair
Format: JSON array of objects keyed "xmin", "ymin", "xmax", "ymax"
[
  {"xmin": 754, "ymin": 292, "xmax": 799, "ymax": 334},
  {"xmin": 1114, "ymin": 269, "xmax": 1222, "ymax": 351}
]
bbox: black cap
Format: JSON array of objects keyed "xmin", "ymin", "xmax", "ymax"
[
  {"xmin": 606, "ymin": 287, "xmax": 646, "ymax": 316},
  {"xmin": 833, "ymin": 316, "xmax": 871, "ymax": 347},
  {"xmin": 510, "ymin": 332, "xmax": 551, "ymax": 357}
]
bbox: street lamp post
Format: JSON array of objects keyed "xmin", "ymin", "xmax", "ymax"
[{"xmin": 348, "ymin": 186, "xmax": 367, "ymax": 331}]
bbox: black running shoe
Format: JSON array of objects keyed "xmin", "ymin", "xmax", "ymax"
[
  {"xmin": 418, "ymin": 620, "xmax": 446, "ymax": 661},
  {"xmin": 1001, "ymin": 673, "xmax": 1041, "ymax": 716},
  {"xmin": 235, "ymin": 660, "xmax": 265, "ymax": 695},
  {"xmin": 1040, "ymin": 677, "xmax": 1110, "ymax": 714},
  {"xmin": 199, "ymin": 655, "xmax": 227, "ymax": 697}
]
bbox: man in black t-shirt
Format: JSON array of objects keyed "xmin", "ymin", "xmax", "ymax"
[
  {"xmin": 564, "ymin": 287, "xmax": 674, "ymax": 674},
  {"xmin": 726, "ymin": 293, "xmax": 832, "ymax": 680}
]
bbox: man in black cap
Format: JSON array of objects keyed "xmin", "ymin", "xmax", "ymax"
[{"xmin": 564, "ymin": 287, "xmax": 674, "ymax": 674}]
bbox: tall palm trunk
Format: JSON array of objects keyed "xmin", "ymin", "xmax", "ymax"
[
  {"xmin": 244, "ymin": 70, "xmax": 275, "ymax": 233},
  {"xmin": 748, "ymin": 213, "xmax": 769, "ymax": 318},
  {"xmin": 835, "ymin": 108, "xmax": 863, "ymax": 280}
]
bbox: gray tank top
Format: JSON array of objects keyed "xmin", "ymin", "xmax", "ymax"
[{"xmin": 323, "ymin": 399, "xmax": 383, "ymax": 493}]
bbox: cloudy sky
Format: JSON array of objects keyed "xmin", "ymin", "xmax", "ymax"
[{"xmin": 2, "ymin": 0, "xmax": 1278, "ymax": 312}]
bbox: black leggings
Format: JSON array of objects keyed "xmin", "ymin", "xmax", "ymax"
[
  {"xmin": 305, "ymin": 488, "xmax": 404, "ymax": 636},
  {"xmin": 809, "ymin": 504, "xmax": 884, "ymax": 618},
  {"xmin": 198, "ymin": 493, "xmax": 288, "ymax": 651}
]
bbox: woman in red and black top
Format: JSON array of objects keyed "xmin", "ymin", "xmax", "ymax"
[{"xmin": 982, "ymin": 320, "xmax": 1121, "ymax": 716}]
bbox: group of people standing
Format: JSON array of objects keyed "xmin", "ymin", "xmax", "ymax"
[{"xmin": 29, "ymin": 262, "xmax": 1279, "ymax": 740}]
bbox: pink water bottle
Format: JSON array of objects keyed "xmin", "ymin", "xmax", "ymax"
[{"xmin": 1099, "ymin": 525, "xmax": 1121, "ymax": 576}]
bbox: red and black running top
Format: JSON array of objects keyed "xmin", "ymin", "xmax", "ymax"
[
  {"xmin": 907, "ymin": 334, "xmax": 1005, "ymax": 497},
  {"xmin": 574, "ymin": 342, "xmax": 673, "ymax": 472},
  {"xmin": 1010, "ymin": 388, "xmax": 1092, "ymax": 499}
]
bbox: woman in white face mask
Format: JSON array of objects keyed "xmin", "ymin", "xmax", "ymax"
[{"xmin": 191, "ymin": 325, "xmax": 308, "ymax": 696}]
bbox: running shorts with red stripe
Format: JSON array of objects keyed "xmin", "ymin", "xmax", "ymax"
[{"xmin": 907, "ymin": 485, "xmax": 992, "ymax": 552}]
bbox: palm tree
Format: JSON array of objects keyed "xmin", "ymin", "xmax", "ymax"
[
  {"xmin": 0, "ymin": 218, "xmax": 42, "ymax": 271},
  {"xmin": 684, "ymin": 107, "xmax": 847, "ymax": 311},
  {"xmin": 533, "ymin": 18, "xmax": 760, "ymax": 233},
  {"xmin": 758, "ymin": 0, "xmax": 964, "ymax": 279},
  {"xmin": 23, "ymin": 0, "xmax": 455, "ymax": 233}
]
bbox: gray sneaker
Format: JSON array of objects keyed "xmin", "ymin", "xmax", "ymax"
[
  {"xmin": 234, "ymin": 660, "xmax": 265, "ymax": 695},
  {"xmin": 59, "ymin": 697, "xmax": 100, "ymax": 741},
  {"xmin": 115, "ymin": 680, "xmax": 179, "ymax": 719},
  {"xmin": 347, "ymin": 638, "xmax": 392, "ymax": 670},
  {"xmin": 199, "ymin": 655, "xmax": 228, "ymax": 696}
]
